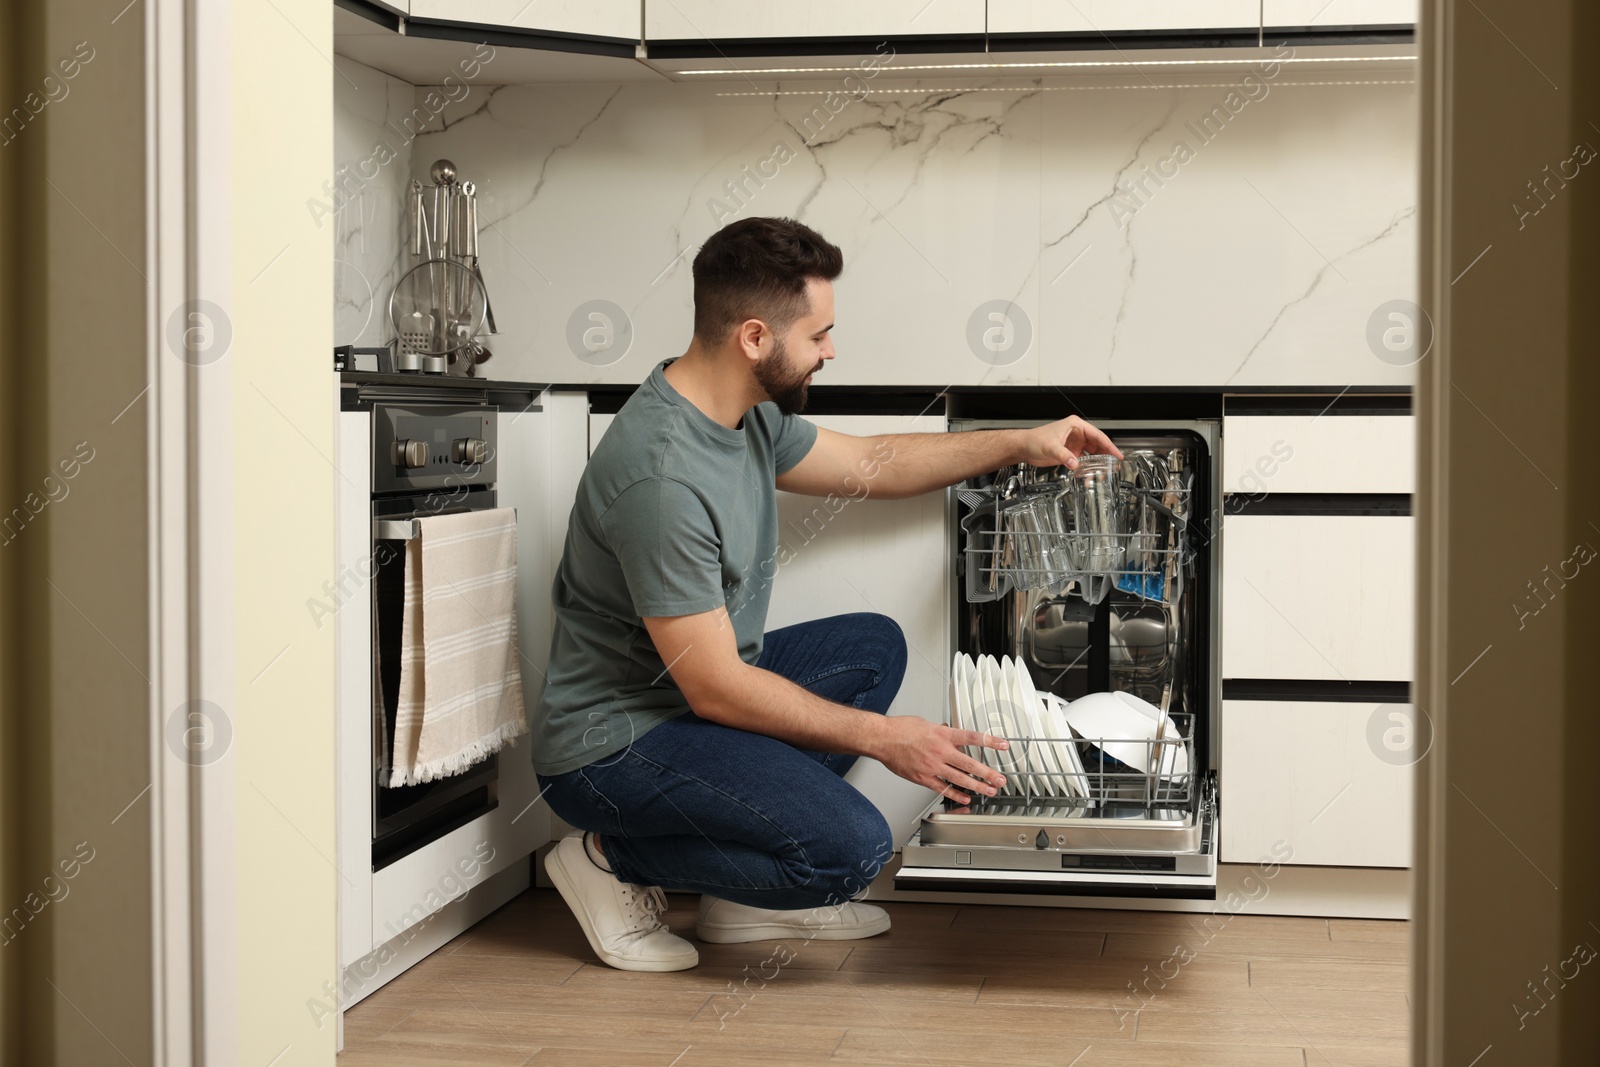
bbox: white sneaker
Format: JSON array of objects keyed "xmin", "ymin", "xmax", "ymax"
[
  {"xmin": 544, "ymin": 833, "xmax": 698, "ymax": 971},
  {"xmin": 695, "ymin": 895, "xmax": 892, "ymax": 944}
]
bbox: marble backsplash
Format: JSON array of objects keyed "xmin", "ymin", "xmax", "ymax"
[
  {"xmin": 332, "ymin": 55, "xmax": 417, "ymax": 350},
  {"xmin": 335, "ymin": 61, "xmax": 1420, "ymax": 387}
]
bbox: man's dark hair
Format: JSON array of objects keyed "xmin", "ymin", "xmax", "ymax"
[{"xmin": 691, "ymin": 217, "xmax": 843, "ymax": 346}]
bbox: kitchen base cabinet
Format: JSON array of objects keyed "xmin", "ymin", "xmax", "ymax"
[
  {"xmin": 334, "ymin": 390, "xmax": 585, "ymax": 1019},
  {"xmin": 1221, "ymin": 699, "xmax": 1414, "ymax": 868},
  {"xmin": 767, "ymin": 412, "xmax": 953, "ymax": 847},
  {"xmin": 1222, "ymin": 512, "xmax": 1416, "ymax": 682},
  {"xmin": 337, "ymin": 860, "xmax": 530, "ymax": 1050}
]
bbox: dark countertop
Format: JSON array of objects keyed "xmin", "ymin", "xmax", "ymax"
[{"xmin": 338, "ymin": 371, "xmax": 549, "ymax": 412}]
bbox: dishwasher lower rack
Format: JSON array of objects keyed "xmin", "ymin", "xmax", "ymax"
[
  {"xmin": 978, "ymin": 718, "xmax": 1198, "ymax": 808},
  {"xmin": 899, "ymin": 773, "xmax": 1218, "ymax": 884}
]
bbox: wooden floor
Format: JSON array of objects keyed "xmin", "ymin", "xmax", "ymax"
[{"xmin": 338, "ymin": 889, "xmax": 1409, "ymax": 1067}]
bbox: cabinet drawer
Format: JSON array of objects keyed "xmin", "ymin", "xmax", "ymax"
[
  {"xmin": 1222, "ymin": 514, "xmax": 1414, "ymax": 681},
  {"xmin": 989, "ymin": 1, "xmax": 1259, "ymax": 33},
  {"xmin": 1221, "ymin": 700, "xmax": 1414, "ymax": 868},
  {"xmin": 1222, "ymin": 414, "xmax": 1415, "ymax": 495}
]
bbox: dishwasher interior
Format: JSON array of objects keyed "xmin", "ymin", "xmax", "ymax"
[{"xmin": 897, "ymin": 420, "xmax": 1221, "ymax": 898}]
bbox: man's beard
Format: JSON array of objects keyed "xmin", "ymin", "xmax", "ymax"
[{"xmin": 753, "ymin": 338, "xmax": 821, "ymax": 416}]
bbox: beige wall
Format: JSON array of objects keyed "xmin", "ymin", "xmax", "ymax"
[
  {"xmin": 0, "ymin": 0, "xmax": 155, "ymax": 1063},
  {"xmin": 1416, "ymin": 1, "xmax": 1600, "ymax": 1065},
  {"xmin": 1, "ymin": 0, "xmax": 338, "ymax": 1063},
  {"xmin": 231, "ymin": 0, "xmax": 338, "ymax": 1062}
]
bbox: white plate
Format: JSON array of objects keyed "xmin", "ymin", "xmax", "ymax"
[
  {"xmin": 1060, "ymin": 690, "xmax": 1189, "ymax": 779},
  {"xmin": 1012, "ymin": 667, "xmax": 1071, "ymax": 800},
  {"xmin": 995, "ymin": 658, "xmax": 1030, "ymax": 795},
  {"xmin": 976, "ymin": 657, "xmax": 1014, "ymax": 796},
  {"xmin": 962, "ymin": 654, "xmax": 1003, "ymax": 788},
  {"xmin": 1041, "ymin": 693, "xmax": 1090, "ymax": 798},
  {"xmin": 948, "ymin": 653, "xmax": 967, "ymax": 732},
  {"xmin": 952, "ymin": 654, "xmax": 986, "ymax": 777}
]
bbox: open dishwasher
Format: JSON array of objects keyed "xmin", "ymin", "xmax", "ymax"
[{"xmin": 897, "ymin": 420, "xmax": 1221, "ymax": 899}]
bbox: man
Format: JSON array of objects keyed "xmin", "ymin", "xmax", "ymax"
[{"xmin": 532, "ymin": 216, "xmax": 1122, "ymax": 971}]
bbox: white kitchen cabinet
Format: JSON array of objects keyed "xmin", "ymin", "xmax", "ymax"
[
  {"xmin": 1222, "ymin": 513, "xmax": 1414, "ymax": 681},
  {"xmin": 408, "ymin": 0, "xmax": 641, "ymax": 41},
  {"xmin": 1222, "ymin": 413, "xmax": 1416, "ymax": 495},
  {"xmin": 335, "ymin": 411, "xmax": 376, "ymax": 972},
  {"xmin": 766, "ymin": 413, "xmax": 953, "ymax": 848},
  {"xmin": 987, "ymin": 0, "xmax": 1260, "ymax": 34},
  {"xmin": 1221, "ymin": 699, "xmax": 1413, "ymax": 867},
  {"xmin": 1263, "ymin": 0, "xmax": 1417, "ymax": 28},
  {"xmin": 335, "ymin": 391, "xmax": 584, "ymax": 1006},
  {"xmin": 645, "ymin": 1, "xmax": 986, "ymax": 41}
]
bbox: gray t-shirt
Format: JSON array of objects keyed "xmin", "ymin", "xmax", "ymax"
[{"xmin": 530, "ymin": 359, "xmax": 819, "ymax": 776}]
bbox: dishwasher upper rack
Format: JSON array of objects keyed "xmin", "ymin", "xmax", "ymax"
[
  {"xmin": 957, "ymin": 476, "xmax": 1194, "ymax": 605},
  {"xmin": 971, "ymin": 710, "xmax": 1198, "ymax": 809}
]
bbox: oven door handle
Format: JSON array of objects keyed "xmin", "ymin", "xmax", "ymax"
[
  {"xmin": 374, "ymin": 518, "xmax": 420, "ymax": 541},
  {"xmin": 373, "ymin": 506, "xmax": 516, "ymax": 542}
]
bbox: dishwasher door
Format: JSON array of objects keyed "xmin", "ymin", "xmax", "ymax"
[
  {"xmin": 896, "ymin": 774, "xmax": 1218, "ymax": 898},
  {"xmin": 896, "ymin": 419, "xmax": 1221, "ymax": 898}
]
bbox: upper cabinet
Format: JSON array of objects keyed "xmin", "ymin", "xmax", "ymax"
[
  {"xmin": 987, "ymin": 1, "xmax": 1260, "ymax": 34},
  {"xmin": 407, "ymin": 0, "xmax": 642, "ymax": 42},
  {"xmin": 354, "ymin": 0, "xmax": 1416, "ymax": 57},
  {"xmin": 644, "ymin": 0, "xmax": 987, "ymax": 41},
  {"xmin": 1263, "ymin": 0, "xmax": 1417, "ymax": 29}
]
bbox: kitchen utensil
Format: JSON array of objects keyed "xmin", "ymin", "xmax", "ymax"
[
  {"xmin": 1113, "ymin": 450, "xmax": 1170, "ymax": 601},
  {"xmin": 389, "ymin": 258, "xmax": 487, "ymax": 358},
  {"xmin": 409, "ymin": 180, "xmax": 425, "ymax": 256},
  {"xmin": 393, "ymin": 161, "xmax": 494, "ymax": 374}
]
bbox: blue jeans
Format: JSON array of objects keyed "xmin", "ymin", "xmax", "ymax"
[{"xmin": 536, "ymin": 612, "xmax": 908, "ymax": 909}]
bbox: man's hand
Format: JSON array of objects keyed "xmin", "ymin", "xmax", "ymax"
[
  {"xmin": 1018, "ymin": 416, "xmax": 1124, "ymax": 470},
  {"xmin": 875, "ymin": 716, "xmax": 1009, "ymax": 805}
]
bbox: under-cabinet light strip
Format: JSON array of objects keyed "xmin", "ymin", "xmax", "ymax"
[
  {"xmin": 713, "ymin": 80, "xmax": 1417, "ymax": 96},
  {"xmin": 677, "ymin": 55, "xmax": 1418, "ymax": 76}
]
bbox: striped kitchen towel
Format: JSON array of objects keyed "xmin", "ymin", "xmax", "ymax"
[{"xmin": 389, "ymin": 507, "xmax": 528, "ymax": 787}]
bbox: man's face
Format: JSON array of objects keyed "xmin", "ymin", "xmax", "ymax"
[{"xmin": 753, "ymin": 278, "xmax": 834, "ymax": 416}]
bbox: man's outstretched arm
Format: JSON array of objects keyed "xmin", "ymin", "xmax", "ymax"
[{"xmin": 776, "ymin": 416, "xmax": 1124, "ymax": 500}]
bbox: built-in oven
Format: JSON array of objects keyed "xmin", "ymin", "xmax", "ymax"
[
  {"xmin": 897, "ymin": 419, "xmax": 1223, "ymax": 898},
  {"xmin": 368, "ymin": 401, "xmax": 502, "ymax": 870}
]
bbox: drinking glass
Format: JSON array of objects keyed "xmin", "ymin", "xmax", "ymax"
[{"xmin": 1071, "ymin": 454, "xmax": 1124, "ymax": 573}]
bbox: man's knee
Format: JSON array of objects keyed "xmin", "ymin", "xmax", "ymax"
[
  {"xmin": 812, "ymin": 806, "xmax": 895, "ymax": 904},
  {"xmin": 854, "ymin": 612, "xmax": 907, "ymax": 697}
]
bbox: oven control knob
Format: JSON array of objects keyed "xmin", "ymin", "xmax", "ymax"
[
  {"xmin": 393, "ymin": 439, "xmax": 429, "ymax": 469},
  {"xmin": 453, "ymin": 437, "xmax": 487, "ymax": 464}
]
